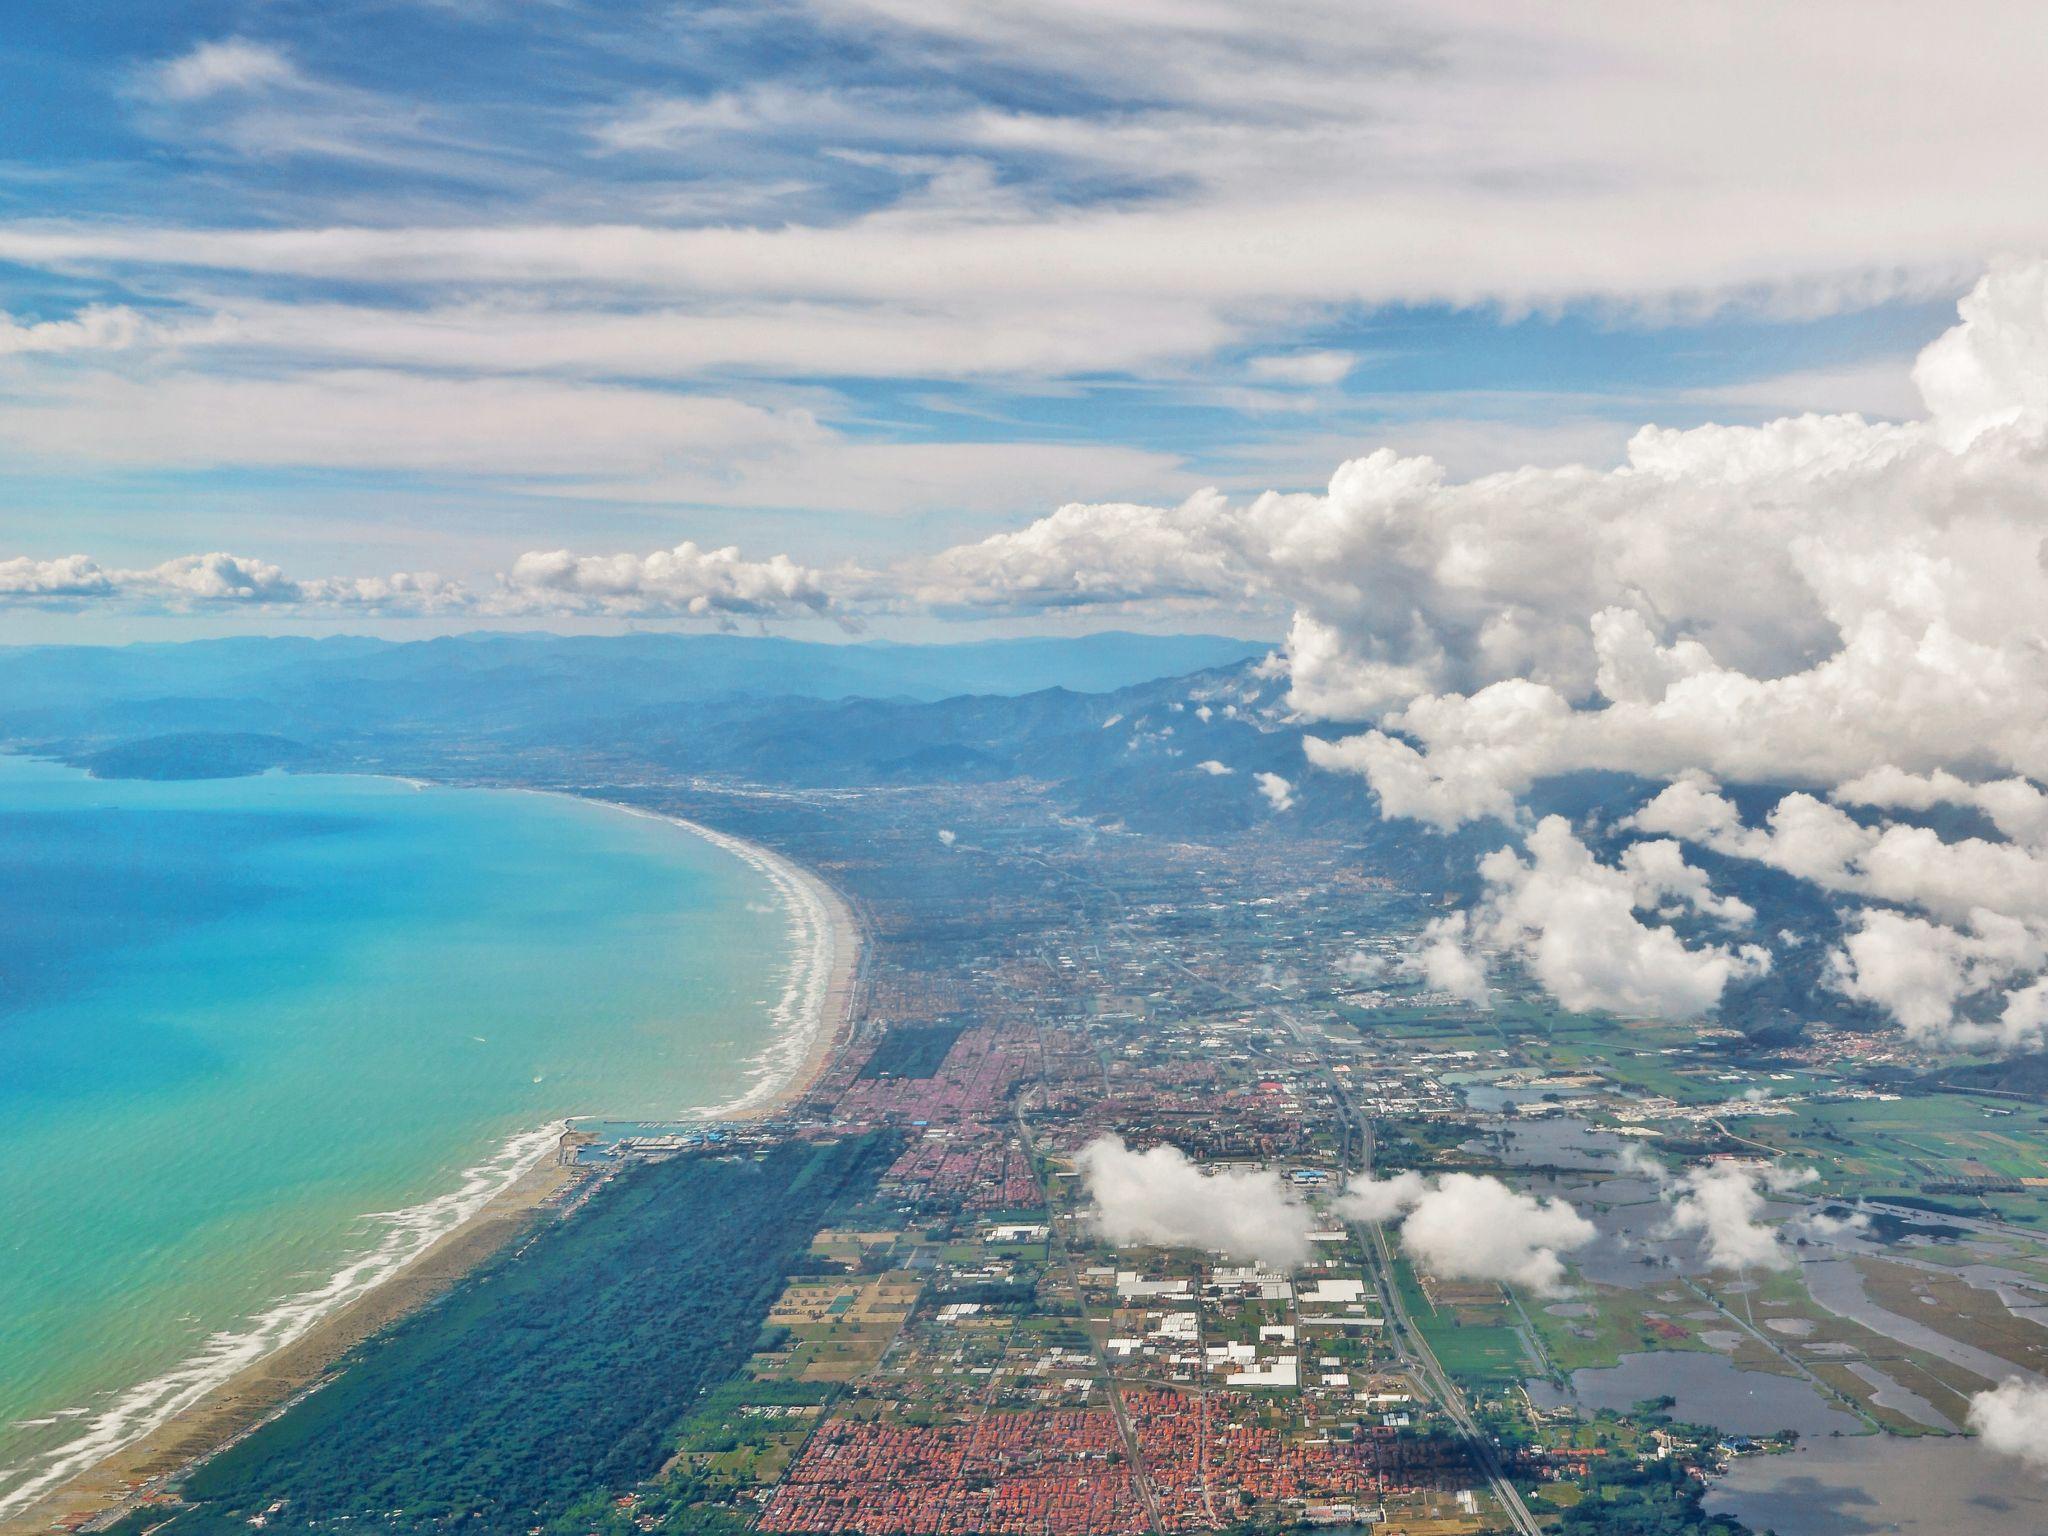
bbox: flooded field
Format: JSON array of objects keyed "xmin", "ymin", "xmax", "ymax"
[
  {"xmin": 1527, "ymin": 1350, "xmax": 1866, "ymax": 1438},
  {"xmin": 1708, "ymin": 1433, "xmax": 2048, "ymax": 1535}
]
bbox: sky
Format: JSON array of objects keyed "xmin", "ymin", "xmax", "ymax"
[{"xmin": 5, "ymin": 0, "xmax": 2041, "ymax": 641}]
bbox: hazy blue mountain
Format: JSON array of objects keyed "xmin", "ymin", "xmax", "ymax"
[{"xmin": 0, "ymin": 631, "xmax": 1270, "ymax": 748}]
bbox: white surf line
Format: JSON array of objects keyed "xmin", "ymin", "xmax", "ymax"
[
  {"xmin": 0, "ymin": 1122, "xmax": 567, "ymax": 1523},
  {"xmin": 594, "ymin": 801, "xmax": 841, "ymax": 1121}
]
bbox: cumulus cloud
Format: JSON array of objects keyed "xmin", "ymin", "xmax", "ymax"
[
  {"xmin": 1400, "ymin": 914, "xmax": 1490, "ymax": 1006},
  {"xmin": 937, "ymin": 264, "xmax": 2048, "ymax": 812},
  {"xmin": 1827, "ymin": 909, "xmax": 2047, "ymax": 1052},
  {"xmin": 1195, "ymin": 759, "xmax": 1234, "ymax": 776},
  {"xmin": 1340, "ymin": 820, "xmax": 1764, "ymax": 1021},
  {"xmin": 1838, "ymin": 766, "xmax": 2048, "ymax": 849},
  {"xmin": 1338, "ymin": 948, "xmax": 1388, "ymax": 982},
  {"xmin": 904, "ymin": 491, "xmax": 1262, "ymax": 617},
  {"xmin": 1254, "ymin": 772, "xmax": 1296, "ymax": 812},
  {"xmin": 0, "ymin": 555, "xmax": 117, "ymax": 600},
  {"xmin": 501, "ymin": 542, "xmax": 831, "ymax": 621},
  {"xmin": 1467, "ymin": 818, "xmax": 1769, "ymax": 1019},
  {"xmin": 1075, "ymin": 1135, "xmax": 1313, "ymax": 1270},
  {"xmin": 1630, "ymin": 774, "xmax": 2048, "ymax": 928},
  {"xmin": 0, "ymin": 542, "xmax": 828, "ymax": 623},
  {"xmin": 897, "ymin": 260, "xmax": 2048, "ymax": 1042},
  {"xmin": 0, "ymin": 553, "xmax": 461, "ymax": 614},
  {"xmin": 1335, "ymin": 1171, "xmax": 1593, "ymax": 1295},
  {"xmin": 1334, "ymin": 1171, "xmax": 1428, "ymax": 1223},
  {"xmin": 1658, "ymin": 1161, "xmax": 1816, "ymax": 1271},
  {"xmin": 1969, "ymin": 1378, "xmax": 2048, "ymax": 1471},
  {"xmin": 1629, "ymin": 772, "xmax": 2048, "ymax": 1048}
]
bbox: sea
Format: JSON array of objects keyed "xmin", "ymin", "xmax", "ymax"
[{"xmin": 0, "ymin": 754, "xmax": 802, "ymax": 1516}]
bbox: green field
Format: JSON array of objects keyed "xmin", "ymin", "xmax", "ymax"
[{"xmin": 1395, "ymin": 1256, "xmax": 1531, "ymax": 1385}]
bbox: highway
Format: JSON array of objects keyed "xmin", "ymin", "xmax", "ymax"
[
  {"xmin": 1352, "ymin": 1214, "xmax": 1545, "ymax": 1536},
  {"xmin": 1166, "ymin": 954, "xmax": 1543, "ymax": 1535},
  {"xmin": 995, "ymin": 845, "xmax": 1541, "ymax": 1533}
]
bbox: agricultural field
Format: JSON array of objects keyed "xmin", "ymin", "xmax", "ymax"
[
  {"xmin": 1396, "ymin": 1258, "xmax": 1531, "ymax": 1386},
  {"xmin": 755, "ymin": 1271, "xmax": 921, "ymax": 1382}
]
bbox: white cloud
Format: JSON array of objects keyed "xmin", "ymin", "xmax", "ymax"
[
  {"xmin": 161, "ymin": 292, "xmax": 1243, "ymax": 383},
  {"xmin": 20, "ymin": 5, "xmax": 2048, "ymax": 324},
  {"xmin": 1837, "ymin": 767, "xmax": 2048, "ymax": 850},
  {"xmin": 0, "ymin": 553, "xmax": 462, "ymax": 615},
  {"xmin": 1467, "ymin": 817, "xmax": 1768, "ymax": 1019},
  {"xmin": 1827, "ymin": 909, "xmax": 2047, "ymax": 1052},
  {"xmin": 0, "ymin": 368, "xmax": 809, "ymax": 477},
  {"xmin": 1400, "ymin": 913, "xmax": 1490, "ymax": 1006},
  {"xmin": 0, "ymin": 365, "xmax": 1189, "ymax": 518},
  {"xmin": 1630, "ymin": 775, "xmax": 2048, "ymax": 928},
  {"xmin": 1618, "ymin": 836, "xmax": 1756, "ymax": 927},
  {"xmin": 1687, "ymin": 358, "xmax": 1925, "ymax": 423},
  {"xmin": 1335, "ymin": 1171, "xmax": 1593, "ymax": 1295},
  {"xmin": 1629, "ymin": 773, "xmax": 2048, "ymax": 1047},
  {"xmin": 1658, "ymin": 1161, "xmax": 1815, "ymax": 1271},
  {"xmin": 0, "ymin": 306, "xmax": 148, "ymax": 357},
  {"xmin": 1245, "ymin": 351, "xmax": 1357, "ymax": 386},
  {"xmin": 0, "ymin": 544, "xmax": 824, "ymax": 621},
  {"xmin": 501, "ymin": 542, "xmax": 831, "ymax": 621},
  {"xmin": 1338, "ymin": 948, "xmax": 1388, "ymax": 982},
  {"xmin": 903, "ymin": 492, "xmax": 1259, "ymax": 616},
  {"xmin": 930, "ymin": 263, "xmax": 2048, "ymax": 830},
  {"xmin": 863, "ymin": 259, "xmax": 2048, "ymax": 1042},
  {"xmin": 150, "ymin": 39, "xmax": 298, "ymax": 102},
  {"xmin": 1970, "ymin": 1378, "xmax": 2048, "ymax": 1472},
  {"xmin": 1333, "ymin": 1171, "xmax": 1428, "ymax": 1223},
  {"xmin": 0, "ymin": 556, "xmax": 117, "ymax": 599},
  {"xmin": 1254, "ymin": 772, "xmax": 1295, "ymax": 811},
  {"xmin": 1194, "ymin": 759, "xmax": 1234, "ymax": 776},
  {"xmin": 2, "ymin": 0, "xmax": 2038, "ymax": 434},
  {"xmin": 1075, "ymin": 1135, "xmax": 1313, "ymax": 1269}
]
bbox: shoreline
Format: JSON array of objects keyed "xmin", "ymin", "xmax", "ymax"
[
  {"xmin": 589, "ymin": 799, "xmax": 860, "ymax": 1123},
  {"xmin": 1, "ymin": 785, "xmax": 863, "ymax": 1534},
  {"xmin": 0, "ymin": 1132, "xmax": 587, "ymax": 1535}
]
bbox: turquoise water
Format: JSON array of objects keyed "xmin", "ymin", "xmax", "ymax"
[{"xmin": 0, "ymin": 756, "xmax": 791, "ymax": 1512}]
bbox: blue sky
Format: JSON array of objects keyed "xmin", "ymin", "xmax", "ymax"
[{"xmin": 0, "ymin": 0, "xmax": 2034, "ymax": 638}]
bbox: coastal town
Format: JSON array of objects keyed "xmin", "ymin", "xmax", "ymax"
[{"xmin": 474, "ymin": 765, "xmax": 2048, "ymax": 1536}]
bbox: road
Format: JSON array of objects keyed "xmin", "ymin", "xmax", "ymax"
[
  {"xmin": 1013, "ymin": 1094, "xmax": 1168, "ymax": 1534},
  {"xmin": 1150, "ymin": 952, "xmax": 1543, "ymax": 1535},
  {"xmin": 989, "ymin": 842, "xmax": 1540, "ymax": 1534}
]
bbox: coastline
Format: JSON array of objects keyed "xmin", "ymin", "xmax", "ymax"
[
  {"xmin": 595, "ymin": 800, "xmax": 861, "ymax": 1122},
  {"xmin": 0, "ymin": 1131, "xmax": 586, "ymax": 1535},
  {"xmin": 1, "ymin": 788, "xmax": 862, "ymax": 1534}
]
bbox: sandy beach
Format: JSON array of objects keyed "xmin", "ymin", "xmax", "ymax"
[
  {"xmin": 639, "ymin": 808, "xmax": 863, "ymax": 1122},
  {"xmin": 0, "ymin": 1136, "xmax": 588, "ymax": 1535},
  {"xmin": 2, "ymin": 803, "xmax": 863, "ymax": 1535}
]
